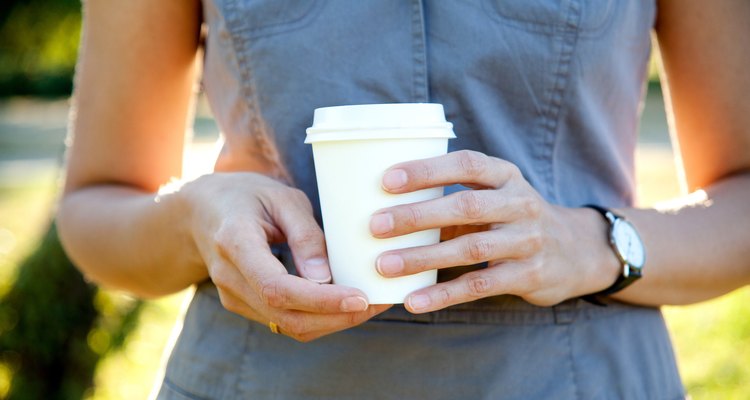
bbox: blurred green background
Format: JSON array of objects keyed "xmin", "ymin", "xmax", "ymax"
[
  {"xmin": 0, "ymin": 0, "xmax": 81, "ymax": 97},
  {"xmin": 0, "ymin": 1, "xmax": 749, "ymax": 399}
]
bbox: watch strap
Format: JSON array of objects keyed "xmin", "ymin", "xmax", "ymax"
[{"xmin": 581, "ymin": 204, "xmax": 642, "ymax": 306}]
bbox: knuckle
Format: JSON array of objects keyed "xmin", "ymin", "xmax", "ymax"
[
  {"xmin": 519, "ymin": 231, "xmax": 544, "ymax": 256},
  {"xmin": 312, "ymin": 295, "xmax": 335, "ymax": 313},
  {"xmin": 458, "ymin": 150, "xmax": 488, "ymax": 178},
  {"xmin": 522, "ymin": 195, "xmax": 543, "ymax": 219},
  {"xmin": 532, "ymin": 297, "xmax": 560, "ymax": 307},
  {"xmin": 457, "ymin": 150, "xmax": 489, "ymax": 179},
  {"xmin": 218, "ymin": 293, "xmax": 241, "ymax": 315},
  {"xmin": 280, "ymin": 316, "xmax": 308, "ymax": 337},
  {"xmin": 346, "ymin": 311, "xmax": 362, "ymax": 326},
  {"xmin": 213, "ymin": 223, "xmax": 237, "ymax": 257},
  {"xmin": 293, "ymin": 332, "xmax": 316, "ymax": 343},
  {"xmin": 464, "ymin": 236, "xmax": 493, "ymax": 262},
  {"xmin": 219, "ymin": 290, "xmax": 248, "ymax": 318},
  {"xmin": 289, "ymin": 188, "xmax": 314, "ymax": 209},
  {"xmin": 289, "ymin": 228, "xmax": 321, "ymax": 249},
  {"xmin": 211, "ymin": 272, "xmax": 233, "ymax": 293},
  {"xmin": 402, "ymin": 205, "xmax": 424, "ymax": 229},
  {"xmin": 406, "ymin": 251, "xmax": 431, "ymax": 272},
  {"xmin": 438, "ymin": 288, "xmax": 452, "ymax": 305},
  {"xmin": 466, "ymin": 274, "xmax": 493, "ymax": 298},
  {"xmin": 259, "ymin": 278, "xmax": 286, "ymax": 308},
  {"xmin": 457, "ymin": 191, "xmax": 487, "ymax": 220},
  {"xmin": 211, "ymin": 274, "xmax": 236, "ymax": 304},
  {"xmin": 523, "ymin": 259, "xmax": 545, "ymax": 289},
  {"xmin": 258, "ymin": 185, "xmax": 281, "ymax": 204},
  {"xmin": 503, "ymin": 161, "xmax": 523, "ymax": 180},
  {"xmin": 413, "ymin": 161, "xmax": 436, "ymax": 184}
]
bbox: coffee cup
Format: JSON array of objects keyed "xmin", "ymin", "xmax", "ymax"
[{"xmin": 305, "ymin": 103, "xmax": 455, "ymax": 304}]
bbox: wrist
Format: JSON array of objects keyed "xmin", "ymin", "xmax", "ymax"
[
  {"xmin": 165, "ymin": 177, "xmax": 208, "ymax": 277},
  {"xmin": 568, "ymin": 206, "xmax": 622, "ymax": 296},
  {"xmin": 581, "ymin": 206, "xmax": 647, "ymax": 304}
]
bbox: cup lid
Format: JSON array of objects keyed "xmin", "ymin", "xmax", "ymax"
[{"xmin": 305, "ymin": 103, "xmax": 455, "ymax": 143}]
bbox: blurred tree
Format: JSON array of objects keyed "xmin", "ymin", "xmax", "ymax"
[
  {"xmin": 0, "ymin": 222, "xmax": 144, "ymax": 399},
  {"xmin": 0, "ymin": 0, "xmax": 82, "ymax": 97}
]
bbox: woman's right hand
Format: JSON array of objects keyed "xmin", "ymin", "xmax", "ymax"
[{"xmin": 180, "ymin": 172, "xmax": 391, "ymax": 342}]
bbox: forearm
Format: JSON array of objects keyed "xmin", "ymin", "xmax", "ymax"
[
  {"xmin": 57, "ymin": 183, "xmax": 206, "ymax": 298},
  {"xmin": 611, "ymin": 172, "xmax": 750, "ymax": 305}
]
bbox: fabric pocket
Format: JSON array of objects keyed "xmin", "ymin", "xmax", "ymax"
[
  {"xmin": 483, "ymin": 0, "xmax": 615, "ymax": 35},
  {"xmin": 223, "ymin": 0, "xmax": 321, "ymax": 39}
]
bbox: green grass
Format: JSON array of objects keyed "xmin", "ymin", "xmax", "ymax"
[
  {"xmin": 0, "ymin": 144, "xmax": 748, "ymax": 399},
  {"xmin": 664, "ymin": 291, "xmax": 750, "ymax": 399}
]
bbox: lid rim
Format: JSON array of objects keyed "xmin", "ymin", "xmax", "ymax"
[
  {"xmin": 306, "ymin": 123, "xmax": 454, "ymax": 134},
  {"xmin": 306, "ymin": 103, "xmax": 455, "ymax": 144},
  {"xmin": 304, "ymin": 127, "xmax": 456, "ymax": 144}
]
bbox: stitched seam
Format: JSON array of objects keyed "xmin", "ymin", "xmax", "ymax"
[
  {"xmin": 540, "ymin": 0, "xmax": 580, "ymax": 202},
  {"xmin": 565, "ymin": 324, "xmax": 582, "ymax": 400},
  {"xmin": 162, "ymin": 377, "xmax": 210, "ymax": 400},
  {"xmin": 411, "ymin": 0, "xmax": 428, "ymax": 102},
  {"xmin": 576, "ymin": 0, "xmax": 618, "ymax": 39},
  {"xmin": 226, "ymin": 1, "xmax": 318, "ymax": 37},
  {"xmin": 222, "ymin": 0, "xmax": 292, "ymax": 183},
  {"xmin": 224, "ymin": 0, "xmax": 260, "ymax": 145},
  {"xmin": 234, "ymin": 317, "xmax": 256, "ymax": 399},
  {"xmin": 482, "ymin": 0, "xmax": 613, "ymax": 36}
]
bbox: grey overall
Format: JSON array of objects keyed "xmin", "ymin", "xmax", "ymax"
[{"xmin": 157, "ymin": 1, "xmax": 685, "ymax": 398}]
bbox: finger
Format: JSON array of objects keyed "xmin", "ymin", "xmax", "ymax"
[
  {"xmin": 274, "ymin": 304, "xmax": 392, "ymax": 341},
  {"xmin": 375, "ymin": 228, "xmax": 540, "ymax": 277},
  {"xmin": 257, "ymin": 273, "xmax": 375, "ymax": 313},
  {"xmin": 381, "ymin": 150, "xmax": 521, "ymax": 193},
  {"xmin": 266, "ymin": 189, "xmax": 332, "ymax": 284},
  {"xmin": 215, "ymin": 285, "xmax": 265, "ymax": 321},
  {"xmin": 213, "ymin": 219, "xmax": 288, "ymax": 284},
  {"xmin": 219, "ymin": 284, "xmax": 391, "ymax": 341},
  {"xmin": 214, "ymin": 219, "xmax": 374, "ymax": 314},
  {"xmin": 403, "ymin": 266, "xmax": 531, "ymax": 314},
  {"xmin": 214, "ymin": 252, "xmax": 374, "ymax": 314},
  {"xmin": 370, "ymin": 189, "xmax": 541, "ymax": 237},
  {"xmin": 215, "ymin": 290, "xmax": 378, "ymax": 336}
]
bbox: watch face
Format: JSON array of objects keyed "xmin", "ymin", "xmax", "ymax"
[{"xmin": 612, "ymin": 219, "xmax": 645, "ymax": 269}]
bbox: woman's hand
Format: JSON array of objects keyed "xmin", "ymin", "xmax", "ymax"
[
  {"xmin": 181, "ymin": 172, "xmax": 390, "ymax": 341},
  {"xmin": 369, "ymin": 150, "xmax": 619, "ymax": 313}
]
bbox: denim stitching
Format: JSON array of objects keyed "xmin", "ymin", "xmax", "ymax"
[
  {"xmin": 412, "ymin": 0, "xmax": 429, "ymax": 102},
  {"xmin": 539, "ymin": 0, "xmax": 580, "ymax": 202},
  {"xmin": 223, "ymin": 0, "xmax": 320, "ymax": 38},
  {"xmin": 565, "ymin": 324, "xmax": 582, "ymax": 400},
  {"xmin": 221, "ymin": 0, "xmax": 292, "ymax": 183},
  {"xmin": 481, "ymin": 0, "xmax": 615, "ymax": 37},
  {"xmin": 162, "ymin": 377, "xmax": 210, "ymax": 400}
]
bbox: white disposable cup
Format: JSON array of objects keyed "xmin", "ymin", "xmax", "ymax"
[{"xmin": 305, "ymin": 103, "xmax": 456, "ymax": 304}]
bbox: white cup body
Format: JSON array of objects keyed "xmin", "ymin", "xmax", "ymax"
[{"xmin": 306, "ymin": 104, "xmax": 455, "ymax": 304}]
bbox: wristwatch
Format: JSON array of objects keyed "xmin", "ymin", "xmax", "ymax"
[{"xmin": 583, "ymin": 205, "xmax": 645, "ymax": 303}]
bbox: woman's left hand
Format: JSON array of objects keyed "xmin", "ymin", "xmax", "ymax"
[{"xmin": 369, "ymin": 150, "xmax": 620, "ymax": 313}]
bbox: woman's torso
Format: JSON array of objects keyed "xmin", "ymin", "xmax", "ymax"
[{"xmin": 157, "ymin": 1, "xmax": 685, "ymax": 399}]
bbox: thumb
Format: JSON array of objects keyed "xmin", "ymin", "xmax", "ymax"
[{"xmin": 268, "ymin": 192, "xmax": 332, "ymax": 284}]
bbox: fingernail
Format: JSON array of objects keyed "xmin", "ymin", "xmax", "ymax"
[
  {"xmin": 383, "ymin": 169, "xmax": 408, "ymax": 190},
  {"xmin": 304, "ymin": 258, "xmax": 331, "ymax": 283},
  {"xmin": 376, "ymin": 254, "xmax": 404, "ymax": 276},
  {"xmin": 340, "ymin": 296, "xmax": 369, "ymax": 312},
  {"xmin": 407, "ymin": 294, "xmax": 431, "ymax": 312},
  {"xmin": 370, "ymin": 213, "xmax": 394, "ymax": 235}
]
